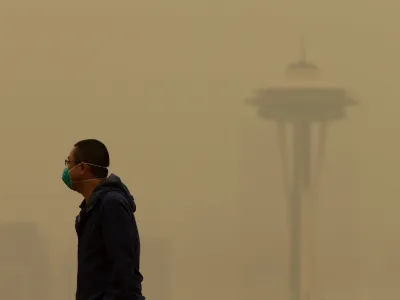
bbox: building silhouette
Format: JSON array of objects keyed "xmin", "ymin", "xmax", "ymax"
[
  {"xmin": 247, "ymin": 50, "xmax": 356, "ymax": 300},
  {"xmin": 0, "ymin": 221, "xmax": 50, "ymax": 300}
]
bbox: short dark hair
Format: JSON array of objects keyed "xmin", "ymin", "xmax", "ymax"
[{"xmin": 73, "ymin": 139, "xmax": 110, "ymax": 178}]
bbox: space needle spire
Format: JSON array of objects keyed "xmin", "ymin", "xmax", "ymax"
[{"xmin": 300, "ymin": 36, "xmax": 307, "ymax": 63}]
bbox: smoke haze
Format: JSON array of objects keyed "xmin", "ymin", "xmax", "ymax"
[{"xmin": 0, "ymin": 0, "xmax": 397, "ymax": 299}]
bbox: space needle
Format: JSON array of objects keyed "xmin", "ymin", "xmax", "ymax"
[{"xmin": 247, "ymin": 47, "xmax": 356, "ymax": 300}]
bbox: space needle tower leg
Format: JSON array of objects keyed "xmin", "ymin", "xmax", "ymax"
[
  {"xmin": 295, "ymin": 119, "xmax": 313, "ymax": 300},
  {"xmin": 278, "ymin": 119, "xmax": 327, "ymax": 300},
  {"xmin": 290, "ymin": 120, "xmax": 312, "ymax": 300}
]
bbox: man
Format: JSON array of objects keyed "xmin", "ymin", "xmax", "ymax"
[{"xmin": 62, "ymin": 139, "xmax": 145, "ymax": 300}]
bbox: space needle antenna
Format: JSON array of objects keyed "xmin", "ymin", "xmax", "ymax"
[{"xmin": 300, "ymin": 36, "xmax": 307, "ymax": 62}]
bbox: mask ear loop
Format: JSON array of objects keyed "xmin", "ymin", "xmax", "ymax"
[
  {"xmin": 72, "ymin": 163, "xmax": 110, "ymax": 182},
  {"xmin": 82, "ymin": 163, "xmax": 110, "ymax": 180},
  {"xmin": 83, "ymin": 163, "xmax": 108, "ymax": 169}
]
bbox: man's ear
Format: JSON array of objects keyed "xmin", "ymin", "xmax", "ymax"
[{"xmin": 80, "ymin": 163, "xmax": 86, "ymax": 175}]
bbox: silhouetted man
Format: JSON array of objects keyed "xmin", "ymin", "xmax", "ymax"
[{"xmin": 62, "ymin": 139, "xmax": 145, "ymax": 300}]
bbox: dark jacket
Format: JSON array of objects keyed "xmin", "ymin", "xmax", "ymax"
[{"xmin": 75, "ymin": 174, "xmax": 144, "ymax": 300}]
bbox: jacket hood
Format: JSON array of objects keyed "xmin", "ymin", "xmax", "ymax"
[{"xmin": 86, "ymin": 173, "xmax": 136, "ymax": 212}]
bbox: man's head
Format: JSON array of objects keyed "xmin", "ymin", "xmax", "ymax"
[{"xmin": 63, "ymin": 139, "xmax": 110, "ymax": 191}]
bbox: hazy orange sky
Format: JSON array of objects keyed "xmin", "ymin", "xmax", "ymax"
[{"xmin": 0, "ymin": 0, "xmax": 399, "ymax": 299}]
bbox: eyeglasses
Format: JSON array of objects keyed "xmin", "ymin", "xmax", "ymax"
[{"xmin": 65, "ymin": 159, "xmax": 80, "ymax": 166}]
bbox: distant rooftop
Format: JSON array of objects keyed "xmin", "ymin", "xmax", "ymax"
[
  {"xmin": 285, "ymin": 58, "xmax": 320, "ymax": 80},
  {"xmin": 287, "ymin": 60, "xmax": 318, "ymax": 70},
  {"xmin": 286, "ymin": 41, "xmax": 319, "ymax": 71}
]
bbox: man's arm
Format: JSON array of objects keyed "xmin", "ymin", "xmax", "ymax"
[{"xmin": 100, "ymin": 192, "xmax": 135, "ymax": 300}]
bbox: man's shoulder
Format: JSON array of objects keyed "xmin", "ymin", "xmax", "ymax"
[
  {"xmin": 101, "ymin": 190, "xmax": 127, "ymax": 202},
  {"xmin": 99, "ymin": 190, "xmax": 132, "ymax": 213}
]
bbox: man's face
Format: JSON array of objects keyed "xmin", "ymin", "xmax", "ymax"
[{"xmin": 65, "ymin": 147, "xmax": 90, "ymax": 188}]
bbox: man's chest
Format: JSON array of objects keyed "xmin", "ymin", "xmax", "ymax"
[{"xmin": 75, "ymin": 208, "xmax": 105, "ymax": 255}]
